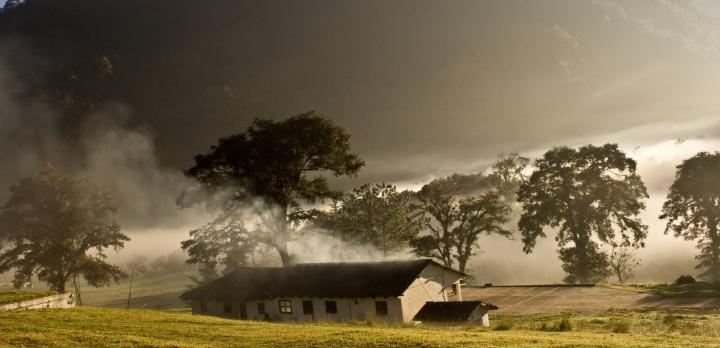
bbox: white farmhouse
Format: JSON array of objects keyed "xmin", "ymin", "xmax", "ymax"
[{"xmin": 181, "ymin": 259, "xmax": 497, "ymax": 325}]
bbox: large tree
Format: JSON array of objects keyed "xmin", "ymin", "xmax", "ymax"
[
  {"xmin": 180, "ymin": 112, "xmax": 364, "ymax": 267},
  {"xmin": 0, "ymin": 166, "xmax": 128, "ymax": 292},
  {"xmin": 517, "ymin": 144, "xmax": 648, "ymax": 283},
  {"xmin": 313, "ymin": 183, "xmax": 421, "ymax": 256},
  {"xmin": 412, "ymin": 174, "xmax": 511, "ymax": 273},
  {"xmin": 661, "ymin": 152, "xmax": 720, "ymax": 281}
]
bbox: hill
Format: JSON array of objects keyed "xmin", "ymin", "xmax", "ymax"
[
  {"xmin": 463, "ymin": 284, "xmax": 720, "ymax": 315},
  {"xmin": 0, "ymin": 270, "xmax": 194, "ymax": 310},
  {"xmin": 1, "ymin": 307, "xmax": 720, "ymax": 347}
]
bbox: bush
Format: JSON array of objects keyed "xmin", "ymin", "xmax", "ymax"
[
  {"xmin": 662, "ymin": 313, "xmax": 678, "ymax": 327},
  {"xmin": 609, "ymin": 319, "xmax": 630, "ymax": 333},
  {"xmin": 493, "ymin": 322, "xmax": 513, "ymax": 331},
  {"xmin": 539, "ymin": 316, "xmax": 573, "ymax": 332},
  {"xmin": 555, "ymin": 316, "xmax": 573, "ymax": 332},
  {"xmin": 675, "ymin": 275, "xmax": 696, "ymax": 285}
]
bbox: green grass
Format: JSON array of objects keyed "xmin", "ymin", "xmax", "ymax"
[
  {"xmin": 2, "ymin": 307, "xmax": 720, "ymax": 347},
  {"xmin": 605, "ymin": 282, "xmax": 720, "ymax": 298},
  {"xmin": 0, "ymin": 291, "xmax": 57, "ymax": 305}
]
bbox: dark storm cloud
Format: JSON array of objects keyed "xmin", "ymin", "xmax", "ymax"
[{"xmin": 1, "ymin": 0, "xmax": 720, "ymax": 282}]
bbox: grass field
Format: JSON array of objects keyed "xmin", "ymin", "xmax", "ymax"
[
  {"xmin": 605, "ymin": 282, "xmax": 720, "ymax": 298},
  {"xmin": 0, "ymin": 291, "xmax": 56, "ymax": 305},
  {"xmin": 2, "ymin": 307, "xmax": 720, "ymax": 347}
]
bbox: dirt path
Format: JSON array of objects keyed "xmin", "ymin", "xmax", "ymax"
[{"xmin": 463, "ymin": 285, "xmax": 720, "ymax": 314}]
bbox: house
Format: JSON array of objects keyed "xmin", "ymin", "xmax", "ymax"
[{"xmin": 180, "ymin": 259, "xmax": 498, "ymax": 325}]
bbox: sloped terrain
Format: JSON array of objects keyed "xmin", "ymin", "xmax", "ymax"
[{"xmin": 464, "ymin": 285, "xmax": 720, "ymax": 314}]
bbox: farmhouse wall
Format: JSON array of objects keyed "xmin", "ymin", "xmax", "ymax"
[
  {"xmin": 399, "ymin": 262, "xmax": 463, "ymax": 322},
  {"xmin": 193, "ymin": 297, "xmax": 403, "ymax": 323}
]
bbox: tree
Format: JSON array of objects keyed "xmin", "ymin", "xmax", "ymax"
[
  {"xmin": 180, "ymin": 112, "xmax": 364, "ymax": 267},
  {"xmin": 487, "ymin": 152, "xmax": 529, "ymax": 203},
  {"xmin": 181, "ymin": 200, "xmax": 264, "ymax": 283},
  {"xmin": 518, "ymin": 144, "xmax": 648, "ymax": 284},
  {"xmin": 313, "ymin": 183, "xmax": 421, "ymax": 256},
  {"xmin": 608, "ymin": 246, "xmax": 640, "ymax": 284},
  {"xmin": 453, "ymin": 191, "xmax": 512, "ymax": 272},
  {"xmin": 412, "ymin": 174, "xmax": 512, "ymax": 273},
  {"xmin": 0, "ymin": 166, "xmax": 128, "ymax": 292},
  {"xmin": 661, "ymin": 152, "xmax": 720, "ymax": 281}
]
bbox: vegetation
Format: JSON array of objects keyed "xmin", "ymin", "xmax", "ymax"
[
  {"xmin": 312, "ymin": 183, "xmax": 422, "ymax": 256},
  {"xmin": 608, "ymin": 246, "xmax": 641, "ymax": 284},
  {"xmin": 661, "ymin": 152, "xmax": 720, "ymax": 281},
  {"xmin": 605, "ymin": 281, "xmax": 720, "ymax": 298},
  {"xmin": 0, "ymin": 291, "xmax": 56, "ymax": 305},
  {"xmin": 180, "ymin": 112, "xmax": 364, "ymax": 274},
  {"xmin": 485, "ymin": 152, "xmax": 529, "ymax": 203},
  {"xmin": 518, "ymin": 144, "xmax": 648, "ymax": 283},
  {"xmin": 412, "ymin": 174, "xmax": 512, "ymax": 273},
  {"xmin": 676, "ymin": 275, "xmax": 697, "ymax": 285},
  {"xmin": 0, "ymin": 166, "xmax": 128, "ymax": 292},
  {"xmin": 1, "ymin": 308, "xmax": 720, "ymax": 347}
]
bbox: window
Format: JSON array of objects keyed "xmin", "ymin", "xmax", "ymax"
[
  {"xmin": 279, "ymin": 299, "xmax": 292, "ymax": 314},
  {"xmin": 302, "ymin": 300, "xmax": 314, "ymax": 315},
  {"xmin": 325, "ymin": 301, "xmax": 337, "ymax": 314},
  {"xmin": 200, "ymin": 302, "xmax": 208, "ymax": 313},
  {"xmin": 375, "ymin": 301, "xmax": 388, "ymax": 316},
  {"xmin": 224, "ymin": 303, "xmax": 233, "ymax": 314},
  {"xmin": 257, "ymin": 302, "xmax": 266, "ymax": 315}
]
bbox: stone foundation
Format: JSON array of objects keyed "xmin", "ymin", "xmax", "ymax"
[{"xmin": 0, "ymin": 293, "xmax": 75, "ymax": 310}]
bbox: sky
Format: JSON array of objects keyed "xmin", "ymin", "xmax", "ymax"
[{"xmin": 1, "ymin": 0, "xmax": 720, "ymax": 283}]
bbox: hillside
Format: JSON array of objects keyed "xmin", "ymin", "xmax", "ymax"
[
  {"xmin": 2, "ymin": 307, "xmax": 720, "ymax": 347},
  {"xmin": 0, "ymin": 270, "xmax": 194, "ymax": 310},
  {"xmin": 463, "ymin": 285, "xmax": 720, "ymax": 315}
]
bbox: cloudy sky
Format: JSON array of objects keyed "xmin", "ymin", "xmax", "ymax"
[{"xmin": 1, "ymin": 0, "xmax": 720, "ymax": 282}]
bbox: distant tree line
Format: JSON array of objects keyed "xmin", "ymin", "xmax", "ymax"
[
  {"xmin": 1, "ymin": 0, "xmax": 719, "ymax": 291},
  {"xmin": 1, "ymin": 116, "xmax": 718, "ymax": 291},
  {"xmin": 176, "ymin": 113, "xmax": 720, "ymax": 285}
]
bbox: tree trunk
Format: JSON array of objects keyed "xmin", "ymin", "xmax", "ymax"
[
  {"xmin": 574, "ymin": 233, "xmax": 590, "ymax": 283},
  {"xmin": 709, "ymin": 216, "xmax": 720, "ymax": 281},
  {"xmin": 276, "ymin": 204, "xmax": 293, "ymax": 267},
  {"xmin": 276, "ymin": 243, "xmax": 292, "ymax": 266}
]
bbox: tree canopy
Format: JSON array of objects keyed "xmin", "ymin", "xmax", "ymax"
[
  {"xmin": 517, "ymin": 144, "xmax": 648, "ymax": 283},
  {"xmin": 180, "ymin": 112, "xmax": 364, "ymax": 267},
  {"xmin": 313, "ymin": 183, "xmax": 421, "ymax": 256},
  {"xmin": 661, "ymin": 152, "xmax": 720, "ymax": 281},
  {"xmin": 412, "ymin": 174, "xmax": 511, "ymax": 273},
  {"xmin": 0, "ymin": 166, "xmax": 128, "ymax": 292}
]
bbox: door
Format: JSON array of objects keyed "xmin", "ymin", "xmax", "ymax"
[{"xmin": 238, "ymin": 302, "xmax": 248, "ymax": 320}]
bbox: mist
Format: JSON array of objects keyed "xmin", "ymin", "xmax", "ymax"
[{"xmin": 1, "ymin": 0, "xmax": 720, "ymax": 285}]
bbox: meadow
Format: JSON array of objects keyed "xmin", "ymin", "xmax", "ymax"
[{"xmin": 2, "ymin": 307, "xmax": 720, "ymax": 347}]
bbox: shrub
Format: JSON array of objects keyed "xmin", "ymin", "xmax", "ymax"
[
  {"xmin": 493, "ymin": 322, "xmax": 513, "ymax": 331},
  {"xmin": 609, "ymin": 319, "xmax": 630, "ymax": 333},
  {"xmin": 675, "ymin": 275, "xmax": 696, "ymax": 285},
  {"xmin": 554, "ymin": 316, "xmax": 573, "ymax": 332},
  {"xmin": 662, "ymin": 313, "xmax": 678, "ymax": 327}
]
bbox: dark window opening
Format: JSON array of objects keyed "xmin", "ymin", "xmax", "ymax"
[
  {"xmin": 257, "ymin": 302, "xmax": 266, "ymax": 315},
  {"xmin": 224, "ymin": 303, "xmax": 233, "ymax": 313},
  {"xmin": 302, "ymin": 300, "xmax": 314, "ymax": 315},
  {"xmin": 375, "ymin": 301, "xmax": 388, "ymax": 316},
  {"xmin": 279, "ymin": 299, "xmax": 292, "ymax": 314},
  {"xmin": 200, "ymin": 302, "xmax": 207, "ymax": 313},
  {"xmin": 325, "ymin": 301, "xmax": 337, "ymax": 314}
]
